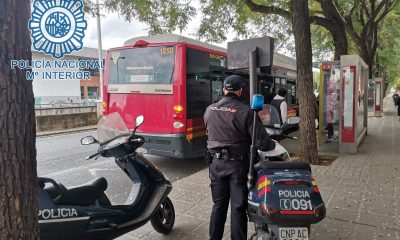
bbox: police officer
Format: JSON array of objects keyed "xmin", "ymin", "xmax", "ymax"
[{"xmin": 204, "ymin": 75, "xmax": 276, "ymax": 240}]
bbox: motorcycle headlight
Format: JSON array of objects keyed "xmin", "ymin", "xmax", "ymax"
[{"xmin": 266, "ymin": 128, "xmax": 282, "ymax": 136}]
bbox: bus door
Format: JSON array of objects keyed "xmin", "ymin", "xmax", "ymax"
[
  {"xmin": 211, "ymin": 69, "xmax": 224, "ymax": 103},
  {"xmin": 259, "ymin": 75, "xmax": 274, "ymax": 104},
  {"xmin": 185, "ymin": 47, "xmax": 225, "ymax": 154},
  {"xmin": 274, "ymin": 77, "xmax": 286, "ymax": 94}
]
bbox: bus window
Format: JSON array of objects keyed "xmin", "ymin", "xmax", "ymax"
[
  {"xmin": 108, "ymin": 46, "xmax": 175, "ymax": 85},
  {"xmin": 261, "ymin": 81, "xmax": 274, "ymax": 104},
  {"xmin": 211, "ymin": 70, "xmax": 223, "ymax": 103},
  {"xmin": 287, "ymin": 84, "xmax": 297, "ymax": 104},
  {"xmin": 274, "ymin": 77, "xmax": 287, "ymax": 94}
]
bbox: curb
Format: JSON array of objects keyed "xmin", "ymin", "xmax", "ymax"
[{"xmin": 36, "ymin": 125, "xmax": 97, "ymax": 137}]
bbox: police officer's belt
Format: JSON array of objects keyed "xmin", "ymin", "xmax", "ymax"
[{"xmin": 209, "ymin": 148, "xmax": 248, "ymax": 161}]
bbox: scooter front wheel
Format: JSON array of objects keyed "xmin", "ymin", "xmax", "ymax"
[{"xmin": 150, "ymin": 197, "xmax": 175, "ymax": 234}]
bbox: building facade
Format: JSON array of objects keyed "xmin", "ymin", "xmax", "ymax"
[{"xmin": 32, "ymin": 47, "xmax": 105, "ymax": 105}]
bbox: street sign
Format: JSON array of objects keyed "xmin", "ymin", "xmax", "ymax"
[{"xmin": 227, "ymin": 36, "xmax": 274, "ymax": 69}]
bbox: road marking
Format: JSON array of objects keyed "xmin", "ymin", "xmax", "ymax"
[
  {"xmin": 42, "ymin": 160, "xmax": 116, "ymax": 178},
  {"xmin": 89, "ymin": 168, "xmax": 118, "ymax": 176}
]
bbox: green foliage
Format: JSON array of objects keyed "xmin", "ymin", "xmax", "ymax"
[
  {"xmin": 101, "ymin": 0, "xmax": 196, "ymax": 35},
  {"xmin": 99, "ymin": 0, "xmax": 397, "ymax": 71},
  {"xmin": 310, "ymin": 24, "xmax": 334, "ymax": 61},
  {"xmin": 377, "ymin": 6, "xmax": 400, "ymax": 86},
  {"xmin": 196, "ymin": 0, "xmax": 294, "ymax": 54}
]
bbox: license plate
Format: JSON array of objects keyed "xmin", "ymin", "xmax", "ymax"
[
  {"xmin": 136, "ymin": 147, "xmax": 148, "ymax": 154},
  {"xmin": 279, "ymin": 227, "xmax": 308, "ymax": 240}
]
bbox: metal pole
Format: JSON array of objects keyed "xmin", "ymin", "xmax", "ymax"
[
  {"xmin": 247, "ymin": 110, "xmax": 258, "ymax": 190},
  {"xmin": 96, "ymin": 0, "xmax": 103, "ymax": 99},
  {"xmin": 249, "ymin": 48, "xmax": 258, "ymax": 103},
  {"xmin": 247, "ymin": 48, "xmax": 258, "ymax": 190}
]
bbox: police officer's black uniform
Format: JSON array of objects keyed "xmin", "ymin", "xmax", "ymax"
[{"xmin": 204, "ymin": 75, "xmax": 276, "ymax": 240}]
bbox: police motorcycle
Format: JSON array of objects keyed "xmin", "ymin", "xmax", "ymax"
[
  {"xmin": 38, "ymin": 112, "xmax": 175, "ymax": 240},
  {"xmin": 247, "ymin": 96, "xmax": 326, "ymax": 240}
]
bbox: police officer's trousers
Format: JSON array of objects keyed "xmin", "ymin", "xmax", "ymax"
[{"xmin": 209, "ymin": 159, "xmax": 249, "ymax": 240}]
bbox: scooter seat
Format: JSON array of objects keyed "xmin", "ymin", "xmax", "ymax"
[
  {"xmin": 45, "ymin": 177, "xmax": 108, "ymax": 206},
  {"xmin": 254, "ymin": 161, "xmax": 311, "ymax": 172}
]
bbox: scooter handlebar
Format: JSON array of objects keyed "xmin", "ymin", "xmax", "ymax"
[{"xmin": 86, "ymin": 151, "xmax": 101, "ymax": 160}]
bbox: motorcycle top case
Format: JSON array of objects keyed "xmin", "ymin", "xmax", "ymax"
[{"xmin": 248, "ymin": 164, "xmax": 326, "ymax": 225}]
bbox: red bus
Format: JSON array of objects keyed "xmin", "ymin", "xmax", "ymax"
[{"xmin": 103, "ymin": 34, "xmax": 296, "ymax": 158}]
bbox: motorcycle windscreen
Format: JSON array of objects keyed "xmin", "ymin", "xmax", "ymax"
[
  {"xmin": 258, "ymin": 104, "xmax": 281, "ymax": 128},
  {"xmin": 97, "ymin": 112, "xmax": 130, "ymax": 143}
]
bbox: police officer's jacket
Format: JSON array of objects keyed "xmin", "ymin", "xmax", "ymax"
[{"xmin": 204, "ymin": 93, "xmax": 276, "ymax": 156}]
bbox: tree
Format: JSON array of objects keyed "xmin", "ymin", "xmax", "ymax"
[
  {"xmin": 315, "ymin": 0, "xmax": 399, "ymax": 78},
  {"xmin": 375, "ymin": 3, "xmax": 400, "ymax": 87},
  {"xmin": 194, "ymin": 0, "xmax": 349, "ymax": 60},
  {"xmin": 0, "ymin": 0, "xmax": 39, "ymax": 239},
  {"xmin": 291, "ymin": 0, "xmax": 319, "ymax": 164},
  {"xmin": 101, "ymin": 0, "xmax": 196, "ymax": 34}
]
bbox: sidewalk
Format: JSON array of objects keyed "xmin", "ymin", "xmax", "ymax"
[{"xmin": 119, "ymin": 95, "xmax": 400, "ymax": 240}]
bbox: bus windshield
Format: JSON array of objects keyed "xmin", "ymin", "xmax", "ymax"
[{"xmin": 108, "ymin": 46, "xmax": 175, "ymax": 85}]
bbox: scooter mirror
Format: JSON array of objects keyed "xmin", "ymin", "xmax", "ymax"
[
  {"xmin": 81, "ymin": 136, "xmax": 98, "ymax": 145},
  {"xmin": 286, "ymin": 116, "xmax": 301, "ymax": 125},
  {"xmin": 135, "ymin": 115, "xmax": 144, "ymax": 127}
]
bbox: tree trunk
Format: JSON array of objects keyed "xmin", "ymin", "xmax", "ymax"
[
  {"xmin": 365, "ymin": 54, "xmax": 374, "ymax": 79},
  {"xmin": 330, "ymin": 23, "xmax": 348, "ymax": 60},
  {"xmin": 0, "ymin": 0, "xmax": 39, "ymax": 239},
  {"xmin": 291, "ymin": 0, "xmax": 319, "ymax": 164}
]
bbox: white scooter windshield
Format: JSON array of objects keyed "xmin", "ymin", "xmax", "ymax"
[
  {"xmin": 97, "ymin": 112, "xmax": 130, "ymax": 144},
  {"xmin": 258, "ymin": 104, "xmax": 281, "ymax": 128}
]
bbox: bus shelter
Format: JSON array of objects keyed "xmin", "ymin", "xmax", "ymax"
[
  {"xmin": 318, "ymin": 55, "xmax": 368, "ymax": 154},
  {"xmin": 339, "ymin": 55, "xmax": 368, "ymax": 154},
  {"xmin": 373, "ymin": 78, "xmax": 384, "ymax": 116},
  {"xmin": 318, "ymin": 61, "xmax": 341, "ymax": 152}
]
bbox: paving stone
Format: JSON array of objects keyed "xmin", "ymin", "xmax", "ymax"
[
  {"xmin": 358, "ymin": 212, "xmax": 397, "ymax": 229},
  {"xmin": 172, "ymin": 199, "xmax": 197, "ymax": 215},
  {"xmin": 169, "ymin": 188, "xmax": 188, "ymax": 199},
  {"xmin": 311, "ymin": 218, "xmax": 354, "ymax": 240},
  {"xmin": 173, "ymin": 181, "xmax": 203, "ymax": 192},
  {"xmin": 142, "ymin": 214, "xmax": 205, "ymax": 240},
  {"xmin": 178, "ymin": 191, "xmax": 209, "ymax": 205},
  {"xmin": 184, "ymin": 204, "xmax": 213, "ymax": 220},
  {"xmin": 199, "ymin": 196, "xmax": 213, "ymax": 209},
  {"xmin": 363, "ymin": 201, "xmax": 397, "ymax": 216},
  {"xmin": 352, "ymin": 224, "xmax": 397, "ymax": 240},
  {"xmin": 327, "ymin": 207, "xmax": 359, "ymax": 222}
]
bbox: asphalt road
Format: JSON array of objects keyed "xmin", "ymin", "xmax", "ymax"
[{"xmin": 36, "ymin": 130, "xmax": 207, "ymax": 204}]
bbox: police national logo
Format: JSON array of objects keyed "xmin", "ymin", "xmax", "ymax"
[{"xmin": 29, "ymin": 0, "xmax": 87, "ymax": 58}]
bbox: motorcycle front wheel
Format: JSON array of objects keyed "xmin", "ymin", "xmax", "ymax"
[{"xmin": 150, "ymin": 197, "xmax": 175, "ymax": 234}]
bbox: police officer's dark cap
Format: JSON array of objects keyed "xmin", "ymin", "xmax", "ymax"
[{"xmin": 223, "ymin": 75, "xmax": 243, "ymax": 91}]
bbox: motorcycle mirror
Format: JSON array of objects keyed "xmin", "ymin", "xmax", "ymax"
[
  {"xmin": 135, "ymin": 115, "xmax": 144, "ymax": 127},
  {"xmin": 81, "ymin": 136, "xmax": 98, "ymax": 145},
  {"xmin": 286, "ymin": 116, "xmax": 300, "ymax": 125}
]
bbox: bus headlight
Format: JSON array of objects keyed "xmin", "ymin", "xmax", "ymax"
[{"xmin": 173, "ymin": 122, "xmax": 184, "ymax": 128}]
